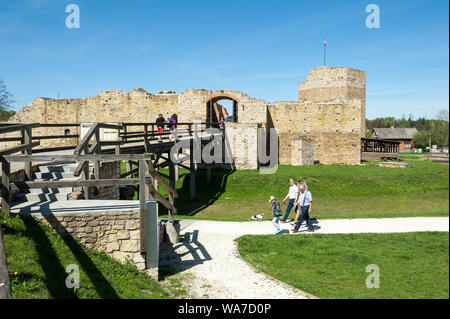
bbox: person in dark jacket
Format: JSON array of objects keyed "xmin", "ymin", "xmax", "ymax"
[
  {"xmin": 155, "ymin": 113, "xmax": 165, "ymax": 141},
  {"xmin": 269, "ymin": 195, "xmax": 282, "ymax": 234}
]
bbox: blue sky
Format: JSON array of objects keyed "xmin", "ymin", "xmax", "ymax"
[{"xmin": 0, "ymin": 0, "xmax": 448, "ymax": 119}]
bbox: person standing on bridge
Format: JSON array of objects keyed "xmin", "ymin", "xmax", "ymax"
[
  {"xmin": 281, "ymin": 178, "xmax": 299, "ymax": 223},
  {"xmin": 168, "ymin": 113, "xmax": 178, "ymax": 130},
  {"xmin": 156, "ymin": 113, "xmax": 166, "ymax": 142}
]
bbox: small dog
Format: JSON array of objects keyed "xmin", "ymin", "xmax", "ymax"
[{"xmin": 249, "ymin": 213, "xmax": 264, "ymax": 221}]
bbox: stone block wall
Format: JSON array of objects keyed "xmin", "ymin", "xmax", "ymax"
[
  {"xmin": 87, "ymin": 161, "xmax": 121, "ymax": 200},
  {"xmin": 4, "ymin": 66, "xmax": 366, "ymax": 167},
  {"xmin": 268, "ymin": 102, "xmax": 362, "ymax": 165},
  {"xmin": 36, "ymin": 210, "xmax": 146, "ymax": 270},
  {"xmin": 222, "ymin": 123, "xmax": 259, "ymax": 170},
  {"xmin": 298, "ymin": 66, "xmax": 366, "ymax": 138},
  {"xmin": 291, "ymin": 136, "xmax": 314, "ymax": 166}
]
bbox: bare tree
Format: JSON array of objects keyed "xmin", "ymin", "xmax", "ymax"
[
  {"xmin": 436, "ymin": 109, "xmax": 449, "ymax": 122},
  {"xmin": 0, "ymin": 78, "xmax": 15, "ymax": 112}
]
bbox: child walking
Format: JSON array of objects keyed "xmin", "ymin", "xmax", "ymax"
[{"xmin": 269, "ymin": 196, "xmax": 283, "ymax": 234}]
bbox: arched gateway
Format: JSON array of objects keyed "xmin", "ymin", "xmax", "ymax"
[{"xmin": 205, "ymin": 94, "xmax": 239, "ymax": 127}]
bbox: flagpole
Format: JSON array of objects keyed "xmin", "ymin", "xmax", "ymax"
[{"xmin": 323, "ymin": 41, "xmax": 326, "ymax": 66}]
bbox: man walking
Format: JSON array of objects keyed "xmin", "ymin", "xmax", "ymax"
[
  {"xmin": 291, "ymin": 182, "xmax": 314, "ymax": 233},
  {"xmin": 281, "ymin": 178, "xmax": 299, "ymax": 223}
]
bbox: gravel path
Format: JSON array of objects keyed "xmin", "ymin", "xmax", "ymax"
[{"xmin": 159, "ymin": 217, "xmax": 449, "ymax": 299}]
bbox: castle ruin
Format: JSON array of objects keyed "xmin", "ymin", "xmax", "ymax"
[{"xmin": 7, "ymin": 66, "xmax": 366, "ymax": 168}]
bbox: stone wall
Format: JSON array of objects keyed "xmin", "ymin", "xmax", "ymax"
[
  {"xmin": 178, "ymin": 89, "xmax": 268, "ymax": 124},
  {"xmin": 268, "ymin": 102, "xmax": 362, "ymax": 165},
  {"xmin": 267, "ymin": 67, "xmax": 365, "ymax": 165},
  {"xmin": 291, "ymin": 136, "xmax": 314, "ymax": 166},
  {"xmin": 5, "ymin": 66, "xmax": 366, "ymax": 167},
  {"xmin": 36, "ymin": 210, "xmax": 146, "ymax": 270},
  {"xmin": 222, "ymin": 123, "xmax": 259, "ymax": 170},
  {"xmin": 298, "ymin": 66, "xmax": 366, "ymax": 138},
  {"xmin": 87, "ymin": 161, "xmax": 121, "ymax": 200}
]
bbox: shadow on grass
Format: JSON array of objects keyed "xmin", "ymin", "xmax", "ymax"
[
  {"xmin": 41, "ymin": 212, "xmax": 120, "ymax": 299},
  {"xmin": 20, "ymin": 213, "xmax": 119, "ymax": 299},
  {"xmin": 166, "ymin": 168, "xmax": 234, "ymax": 217},
  {"xmin": 19, "ymin": 215, "xmax": 79, "ymax": 299}
]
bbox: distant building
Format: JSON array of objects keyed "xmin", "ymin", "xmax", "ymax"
[{"xmin": 371, "ymin": 127, "xmax": 418, "ymax": 152}]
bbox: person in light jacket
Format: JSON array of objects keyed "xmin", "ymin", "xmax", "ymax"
[{"xmin": 291, "ymin": 182, "xmax": 314, "ymax": 233}]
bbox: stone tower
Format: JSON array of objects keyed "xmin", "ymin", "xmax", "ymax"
[{"xmin": 298, "ymin": 66, "xmax": 366, "ymax": 137}]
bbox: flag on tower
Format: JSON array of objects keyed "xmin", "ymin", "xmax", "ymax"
[{"xmin": 323, "ymin": 40, "xmax": 327, "ymax": 46}]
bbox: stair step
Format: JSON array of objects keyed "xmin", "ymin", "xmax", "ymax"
[
  {"xmin": 14, "ymin": 193, "xmax": 69, "ymax": 201},
  {"xmin": 20, "ymin": 187, "xmax": 73, "ymax": 194},
  {"xmin": 34, "ymin": 172, "xmax": 76, "ymax": 179},
  {"xmin": 38, "ymin": 165, "xmax": 77, "ymax": 173},
  {"xmin": 14, "ymin": 163, "xmax": 83, "ymax": 204}
]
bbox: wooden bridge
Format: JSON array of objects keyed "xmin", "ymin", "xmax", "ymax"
[
  {"xmin": 0, "ymin": 121, "xmax": 224, "ymax": 288},
  {"xmin": 1, "ymin": 121, "xmax": 223, "ymax": 212}
]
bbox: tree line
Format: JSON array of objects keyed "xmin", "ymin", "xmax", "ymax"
[{"xmin": 366, "ymin": 111, "xmax": 449, "ymax": 148}]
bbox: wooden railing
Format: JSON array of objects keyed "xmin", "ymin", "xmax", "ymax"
[
  {"xmin": 1, "ymin": 153, "xmax": 178, "ymax": 253},
  {"xmin": 1, "ymin": 121, "xmax": 222, "ymax": 220},
  {"xmin": 361, "ymin": 138, "xmax": 400, "ymax": 153},
  {"xmin": 0, "ymin": 123, "xmax": 82, "ymax": 186},
  {"xmin": 73, "ymin": 123, "xmax": 124, "ymax": 198},
  {"xmin": 0, "ymin": 124, "xmax": 40, "ymax": 182}
]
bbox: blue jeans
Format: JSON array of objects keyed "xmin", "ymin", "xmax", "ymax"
[
  {"xmin": 282, "ymin": 199, "xmax": 297, "ymax": 221},
  {"xmin": 272, "ymin": 216, "xmax": 280, "ymax": 230},
  {"xmin": 294, "ymin": 205, "xmax": 313, "ymax": 231}
]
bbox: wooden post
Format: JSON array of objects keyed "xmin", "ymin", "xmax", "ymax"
[
  {"xmin": 189, "ymin": 139, "xmax": 196, "ymax": 199},
  {"xmin": 154, "ymin": 166, "xmax": 159, "ymax": 193},
  {"xmin": 144, "ymin": 124, "xmax": 149, "ymax": 152},
  {"xmin": 143, "ymin": 155, "xmax": 154, "ymax": 201},
  {"xmin": 139, "ymin": 159, "xmax": 147, "ymax": 253},
  {"xmin": 1, "ymin": 158, "xmax": 10, "ymax": 214},
  {"xmin": 21, "ymin": 127, "xmax": 33, "ymax": 181},
  {"xmin": 94, "ymin": 128, "xmax": 100, "ymax": 181},
  {"xmin": 82, "ymin": 144, "xmax": 90, "ymax": 199},
  {"xmin": 123, "ymin": 124, "xmax": 127, "ymax": 143},
  {"xmin": 174, "ymin": 163, "xmax": 179, "ymax": 182},
  {"xmin": 168, "ymin": 159, "xmax": 176, "ymax": 220}
]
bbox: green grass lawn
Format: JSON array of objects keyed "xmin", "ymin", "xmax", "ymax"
[
  {"xmin": 236, "ymin": 232, "xmax": 449, "ymax": 299},
  {"xmin": 153, "ymin": 159, "xmax": 449, "ymax": 221},
  {"xmin": 1, "ymin": 213, "xmax": 170, "ymax": 299}
]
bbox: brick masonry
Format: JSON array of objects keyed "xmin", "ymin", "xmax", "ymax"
[
  {"xmin": 291, "ymin": 136, "xmax": 315, "ymax": 166},
  {"xmin": 36, "ymin": 210, "xmax": 146, "ymax": 270},
  {"xmin": 5, "ymin": 66, "xmax": 366, "ymax": 167}
]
